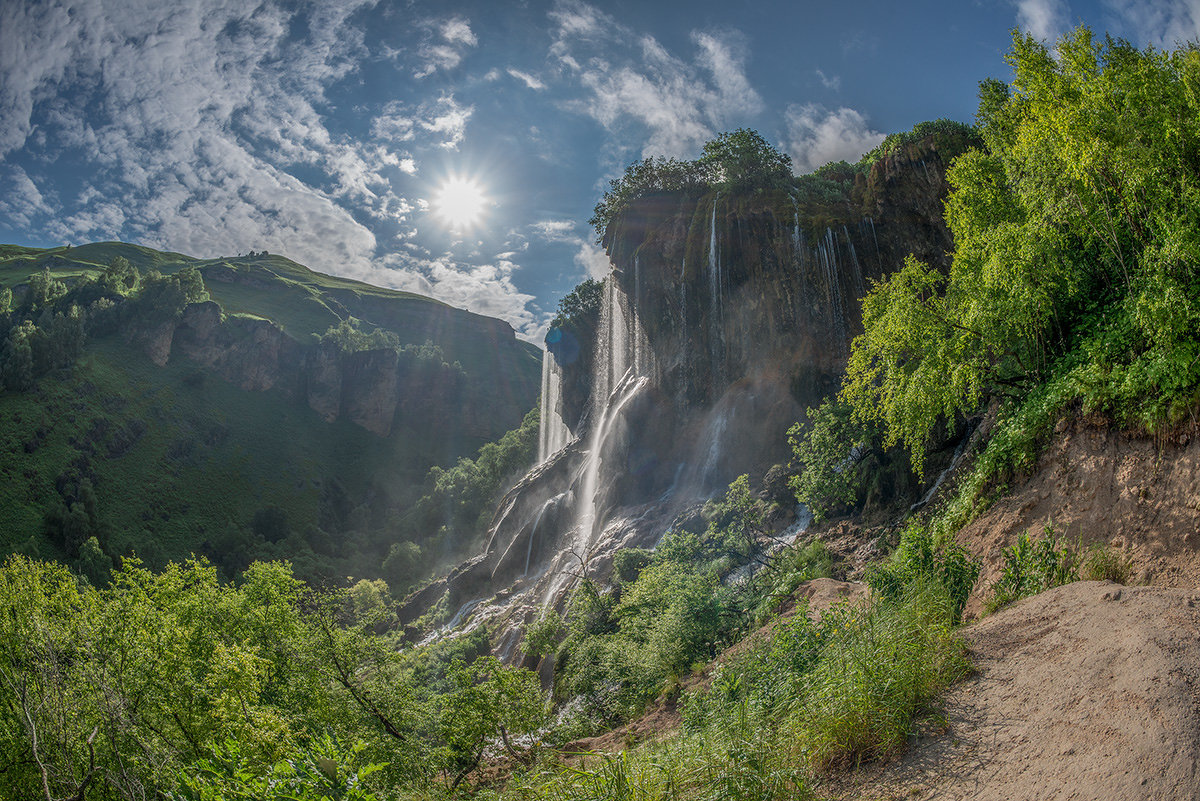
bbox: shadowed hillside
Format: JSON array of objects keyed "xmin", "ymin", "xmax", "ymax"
[{"xmin": 0, "ymin": 242, "xmax": 541, "ymax": 586}]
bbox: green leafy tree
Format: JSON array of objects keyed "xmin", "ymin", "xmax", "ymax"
[
  {"xmin": 100, "ymin": 256, "xmax": 140, "ymax": 295},
  {"xmin": 0, "ymin": 320, "xmax": 35, "ymax": 391},
  {"xmin": 27, "ymin": 267, "xmax": 66, "ymax": 310},
  {"xmin": 588, "ymin": 157, "xmax": 705, "ymax": 242},
  {"xmin": 789, "ymin": 400, "xmax": 878, "ymax": 519},
  {"xmin": 697, "ymin": 128, "xmax": 793, "ymax": 193},
  {"xmin": 842, "ymin": 28, "xmax": 1200, "ymax": 472}
]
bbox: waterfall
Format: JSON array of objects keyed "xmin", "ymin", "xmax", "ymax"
[
  {"xmin": 539, "ymin": 279, "xmax": 653, "ymax": 608},
  {"xmin": 543, "ymin": 369, "xmax": 649, "ymax": 608},
  {"xmin": 537, "ymin": 349, "xmax": 570, "ymax": 462},
  {"xmin": 818, "ymin": 227, "xmax": 847, "ymax": 346},
  {"xmin": 708, "ymin": 196, "xmax": 722, "ymax": 326}
]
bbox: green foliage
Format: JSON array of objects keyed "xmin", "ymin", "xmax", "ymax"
[
  {"xmin": 391, "ymin": 406, "xmax": 540, "ymax": 590},
  {"xmin": 319, "ymin": 317, "xmax": 402, "ymax": 353},
  {"xmin": 0, "ymin": 319, "xmax": 35, "ymax": 390},
  {"xmin": 167, "ymin": 736, "xmax": 383, "ymax": 801},
  {"xmin": 0, "ymin": 555, "xmax": 552, "ymax": 798},
  {"xmin": 698, "ymin": 128, "xmax": 794, "ymax": 193},
  {"xmin": 858, "ymin": 118, "xmax": 979, "ymax": 169},
  {"xmin": 610, "ymin": 547, "xmax": 653, "ymax": 584},
  {"xmin": 788, "ymin": 579, "xmax": 968, "ymax": 769},
  {"xmin": 99, "ymin": 256, "xmax": 140, "ymax": 295},
  {"xmin": 27, "ymin": 266, "xmax": 67, "ymax": 310},
  {"xmin": 985, "ymin": 525, "xmax": 1079, "ymax": 612},
  {"xmin": 521, "ymin": 610, "xmax": 564, "ymax": 661},
  {"xmin": 134, "ymin": 266, "xmax": 209, "ymax": 321},
  {"xmin": 742, "ymin": 540, "xmax": 832, "ymax": 627},
  {"xmin": 588, "ymin": 129, "xmax": 792, "ymax": 241},
  {"xmin": 838, "ymin": 28, "xmax": 1200, "ymax": 522},
  {"xmin": 866, "ymin": 525, "xmax": 980, "ymax": 622},
  {"xmin": 548, "ymin": 277, "xmax": 604, "ymax": 334},
  {"xmin": 1081, "ymin": 543, "xmax": 1133, "ymax": 584},
  {"xmin": 588, "ymin": 157, "xmax": 707, "ymax": 242},
  {"xmin": 788, "ymin": 401, "xmax": 875, "ymax": 519}
]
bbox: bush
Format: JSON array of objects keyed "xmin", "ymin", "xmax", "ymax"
[
  {"xmin": 790, "ymin": 579, "xmax": 968, "ymax": 770},
  {"xmin": 985, "ymin": 525, "xmax": 1078, "ymax": 613},
  {"xmin": 867, "ymin": 525, "xmax": 980, "ymax": 623}
]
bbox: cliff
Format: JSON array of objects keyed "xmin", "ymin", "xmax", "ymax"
[
  {"xmin": 0, "ymin": 242, "xmax": 542, "ymax": 582},
  {"xmin": 405, "ymin": 134, "xmax": 975, "ymax": 655}
]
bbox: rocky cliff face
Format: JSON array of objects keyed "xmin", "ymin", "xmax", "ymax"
[
  {"xmin": 405, "ymin": 135, "xmax": 971, "ymax": 658},
  {"xmin": 130, "ymin": 297, "xmax": 530, "ymax": 442}
]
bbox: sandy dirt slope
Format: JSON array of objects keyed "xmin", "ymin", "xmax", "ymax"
[
  {"xmin": 954, "ymin": 422, "xmax": 1200, "ymax": 617},
  {"xmin": 824, "ymin": 581, "xmax": 1200, "ymax": 801}
]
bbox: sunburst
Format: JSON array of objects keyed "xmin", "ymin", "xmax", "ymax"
[{"xmin": 432, "ymin": 177, "xmax": 487, "ymax": 229}]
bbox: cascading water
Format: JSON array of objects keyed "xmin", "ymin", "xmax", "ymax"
[
  {"xmin": 404, "ymin": 147, "xmax": 959, "ymax": 661},
  {"xmin": 542, "ymin": 368, "xmax": 649, "ymax": 608},
  {"xmin": 537, "ymin": 349, "xmax": 570, "ymax": 462}
]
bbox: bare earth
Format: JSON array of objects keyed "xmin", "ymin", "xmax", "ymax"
[
  {"xmin": 956, "ymin": 421, "xmax": 1200, "ymax": 618},
  {"xmin": 823, "ymin": 581, "xmax": 1200, "ymax": 801}
]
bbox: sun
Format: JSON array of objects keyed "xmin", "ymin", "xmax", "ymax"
[{"xmin": 432, "ymin": 177, "xmax": 487, "ymax": 229}]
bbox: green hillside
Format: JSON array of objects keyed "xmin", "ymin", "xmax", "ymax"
[{"xmin": 0, "ymin": 241, "xmax": 542, "ymax": 587}]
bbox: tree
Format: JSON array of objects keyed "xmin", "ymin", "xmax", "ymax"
[
  {"xmin": 840, "ymin": 28, "xmax": 1200, "ymax": 469},
  {"xmin": 697, "ymin": 128, "xmax": 793, "ymax": 193},
  {"xmin": 1, "ymin": 321, "xmax": 36, "ymax": 391},
  {"xmin": 27, "ymin": 267, "xmax": 66, "ymax": 311},
  {"xmin": 100, "ymin": 256, "xmax": 140, "ymax": 295}
]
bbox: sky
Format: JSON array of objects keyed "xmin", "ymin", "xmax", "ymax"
[{"xmin": 2, "ymin": 0, "xmax": 1199, "ymax": 342}]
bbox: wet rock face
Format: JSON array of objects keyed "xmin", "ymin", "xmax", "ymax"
[
  {"xmin": 602, "ymin": 140, "xmax": 957, "ymax": 415},
  {"xmin": 407, "ymin": 137, "xmax": 964, "ymax": 656}
]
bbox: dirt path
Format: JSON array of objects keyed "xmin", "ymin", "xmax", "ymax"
[{"xmin": 823, "ymin": 581, "xmax": 1200, "ymax": 800}]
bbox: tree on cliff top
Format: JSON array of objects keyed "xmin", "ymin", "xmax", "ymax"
[
  {"xmin": 698, "ymin": 128, "xmax": 793, "ymax": 193},
  {"xmin": 588, "ymin": 129, "xmax": 793, "ymax": 242}
]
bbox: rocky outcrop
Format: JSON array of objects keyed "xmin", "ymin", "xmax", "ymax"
[{"xmin": 128, "ymin": 300, "xmax": 521, "ymax": 441}]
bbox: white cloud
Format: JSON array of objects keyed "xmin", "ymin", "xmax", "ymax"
[
  {"xmin": 1104, "ymin": 0, "xmax": 1200, "ymax": 48},
  {"xmin": 415, "ymin": 16, "xmax": 477, "ymax": 78},
  {"xmin": 574, "ymin": 240, "xmax": 611, "ymax": 279},
  {"xmin": 380, "ymin": 252, "xmax": 541, "ymax": 339},
  {"xmin": 530, "ymin": 219, "xmax": 610, "ymax": 280},
  {"xmin": 0, "ymin": 165, "xmax": 55, "ymax": 229},
  {"xmin": 1013, "ymin": 0, "xmax": 1070, "ymax": 42},
  {"xmin": 508, "ymin": 68, "xmax": 547, "ymax": 90},
  {"xmin": 815, "ymin": 69, "xmax": 841, "ymax": 91},
  {"xmin": 784, "ymin": 103, "xmax": 885, "ymax": 173},
  {"xmin": 530, "ymin": 220, "xmax": 576, "ymax": 239},
  {"xmin": 550, "ymin": 1, "xmax": 763, "ymax": 159},
  {"xmin": 420, "ymin": 95, "xmax": 474, "ymax": 150},
  {"xmin": 441, "ymin": 17, "xmax": 478, "ymax": 48}
]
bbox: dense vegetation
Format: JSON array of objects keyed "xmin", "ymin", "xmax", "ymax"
[
  {"xmin": 0, "ymin": 467, "xmax": 974, "ymax": 800},
  {"xmin": 588, "ymin": 129, "xmax": 794, "ymax": 241},
  {"xmin": 0, "ymin": 245, "xmax": 539, "ymax": 591},
  {"xmin": 794, "ymin": 29, "xmax": 1200, "ymax": 537},
  {"xmin": 10, "ymin": 22, "xmax": 1197, "ymax": 801}
]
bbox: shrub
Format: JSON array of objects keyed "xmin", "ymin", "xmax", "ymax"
[
  {"xmin": 867, "ymin": 525, "xmax": 980, "ymax": 622},
  {"xmin": 985, "ymin": 525, "xmax": 1078, "ymax": 613},
  {"xmin": 790, "ymin": 579, "xmax": 968, "ymax": 770}
]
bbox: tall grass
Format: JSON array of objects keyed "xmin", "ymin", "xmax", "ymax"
[
  {"xmin": 788, "ymin": 579, "xmax": 967, "ymax": 769},
  {"xmin": 499, "ymin": 572, "xmax": 968, "ymax": 800}
]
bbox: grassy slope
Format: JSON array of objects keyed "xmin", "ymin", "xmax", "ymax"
[
  {"xmin": 0, "ymin": 242, "xmax": 542, "ymax": 580},
  {"xmin": 0, "ymin": 243, "xmax": 542, "ymax": 381}
]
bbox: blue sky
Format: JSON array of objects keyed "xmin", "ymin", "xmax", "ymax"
[{"xmin": 2, "ymin": 0, "xmax": 1197, "ymax": 341}]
